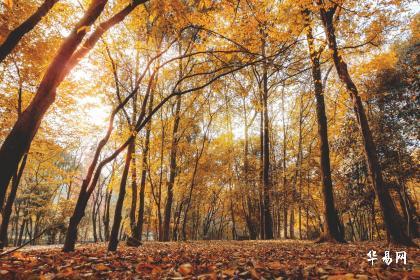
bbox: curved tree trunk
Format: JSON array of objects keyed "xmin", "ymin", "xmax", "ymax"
[
  {"xmin": 0, "ymin": 0, "xmax": 108, "ymax": 210},
  {"xmin": 0, "ymin": 0, "xmax": 149, "ymax": 212},
  {"xmin": 317, "ymin": 1, "xmax": 415, "ymax": 246}
]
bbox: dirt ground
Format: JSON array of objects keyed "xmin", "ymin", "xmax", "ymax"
[{"xmin": 0, "ymin": 240, "xmax": 418, "ymax": 279}]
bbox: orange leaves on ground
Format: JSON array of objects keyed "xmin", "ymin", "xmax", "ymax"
[
  {"xmin": 178, "ymin": 263, "xmax": 194, "ymax": 276},
  {"xmin": 0, "ymin": 241, "xmax": 418, "ymax": 279}
]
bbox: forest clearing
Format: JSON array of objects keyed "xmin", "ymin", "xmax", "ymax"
[{"xmin": 0, "ymin": 0, "xmax": 419, "ymax": 279}]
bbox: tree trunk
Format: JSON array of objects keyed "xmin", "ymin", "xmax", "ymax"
[
  {"xmin": 318, "ymin": 2, "xmax": 415, "ymax": 246},
  {"xmin": 92, "ymin": 192, "xmax": 99, "ymax": 243},
  {"xmin": 133, "ymin": 81, "xmax": 154, "ymax": 242},
  {"xmin": 0, "ymin": 152, "xmax": 28, "ymax": 249},
  {"xmin": 17, "ymin": 218, "xmax": 27, "ymax": 246},
  {"xmin": 261, "ymin": 36, "xmax": 274, "ymax": 239},
  {"xmin": 259, "ymin": 108, "xmax": 265, "ymax": 240},
  {"xmin": 281, "ymin": 88, "xmax": 288, "ymax": 239},
  {"xmin": 129, "ymin": 138, "xmax": 138, "ymax": 235},
  {"xmin": 103, "ymin": 188, "xmax": 112, "ymax": 241},
  {"xmin": 129, "ymin": 88, "xmax": 138, "ymax": 235},
  {"xmin": 0, "ymin": 0, "xmax": 150, "ymax": 211},
  {"xmin": 108, "ymin": 139, "xmax": 134, "ymax": 251},
  {"xmin": 163, "ymin": 94, "xmax": 182, "ymax": 241},
  {"xmin": 63, "ymin": 191, "xmax": 90, "ymax": 252},
  {"xmin": 305, "ymin": 14, "xmax": 345, "ymax": 243},
  {"xmin": 0, "ymin": 0, "xmax": 59, "ymax": 63}
]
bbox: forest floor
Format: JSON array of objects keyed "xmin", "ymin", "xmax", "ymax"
[{"xmin": 0, "ymin": 240, "xmax": 419, "ymax": 279}]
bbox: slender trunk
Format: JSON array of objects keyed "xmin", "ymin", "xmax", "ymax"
[
  {"xmin": 292, "ymin": 95, "xmax": 304, "ymax": 240},
  {"xmin": 262, "ymin": 36, "xmax": 273, "ymax": 239},
  {"xmin": 92, "ymin": 192, "xmax": 99, "ymax": 242},
  {"xmin": 305, "ymin": 17, "xmax": 344, "ymax": 243},
  {"xmin": 17, "ymin": 218, "xmax": 27, "ymax": 246},
  {"xmin": 133, "ymin": 82, "xmax": 154, "ymax": 241},
  {"xmin": 0, "ymin": 153, "xmax": 27, "ymax": 249},
  {"xmin": 108, "ymin": 139, "xmax": 134, "ymax": 251},
  {"xmin": 163, "ymin": 95, "xmax": 182, "ymax": 241},
  {"xmin": 103, "ymin": 188, "xmax": 112, "ymax": 241},
  {"xmin": 281, "ymin": 89, "xmax": 288, "ymax": 239},
  {"xmin": 349, "ymin": 214, "xmax": 356, "ymax": 241},
  {"xmin": 13, "ymin": 205, "xmax": 21, "ymax": 246},
  {"xmin": 318, "ymin": 2, "xmax": 414, "ymax": 246},
  {"xmin": 298, "ymin": 142, "xmax": 303, "ymax": 240},
  {"xmin": 230, "ymin": 199, "xmax": 237, "ymax": 240},
  {"xmin": 97, "ymin": 198, "xmax": 103, "ymax": 242},
  {"xmin": 259, "ymin": 108, "xmax": 265, "ymax": 240},
  {"xmin": 129, "ymin": 89, "xmax": 138, "ymax": 234},
  {"xmin": 0, "ymin": 82, "xmax": 28, "ymax": 249},
  {"xmin": 129, "ymin": 139, "xmax": 138, "ymax": 235},
  {"xmin": 173, "ymin": 200, "xmax": 183, "ymax": 241},
  {"xmin": 182, "ymin": 121, "xmax": 209, "ymax": 240},
  {"xmin": 63, "ymin": 191, "xmax": 90, "ymax": 252}
]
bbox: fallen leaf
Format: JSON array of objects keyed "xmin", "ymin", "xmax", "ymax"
[
  {"xmin": 93, "ymin": 263, "xmax": 109, "ymax": 271},
  {"xmin": 267, "ymin": 261, "xmax": 282, "ymax": 270},
  {"xmin": 222, "ymin": 268, "xmax": 236, "ymax": 277},
  {"xmin": 178, "ymin": 263, "xmax": 193, "ymax": 276}
]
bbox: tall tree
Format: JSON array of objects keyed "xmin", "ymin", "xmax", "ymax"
[
  {"xmin": 304, "ymin": 9, "xmax": 345, "ymax": 243},
  {"xmin": 316, "ymin": 0, "xmax": 414, "ymax": 246},
  {"xmin": 261, "ymin": 33, "xmax": 274, "ymax": 239},
  {"xmin": 163, "ymin": 94, "xmax": 182, "ymax": 241}
]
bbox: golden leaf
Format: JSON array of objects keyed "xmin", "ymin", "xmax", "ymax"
[{"xmin": 3, "ymin": 0, "xmax": 13, "ymax": 9}]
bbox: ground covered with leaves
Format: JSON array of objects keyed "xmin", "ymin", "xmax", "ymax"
[{"xmin": 0, "ymin": 240, "xmax": 418, "ymax": 279}]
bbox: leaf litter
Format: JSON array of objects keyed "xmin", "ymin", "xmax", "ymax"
[{"xmin": 0, "ymin": 240, "xmax": 418, "ymax": 279}]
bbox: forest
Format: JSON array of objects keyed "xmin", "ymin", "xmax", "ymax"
[{"xmin": 0, "ymin": 0, "xmax": 419, "ymax": 279}]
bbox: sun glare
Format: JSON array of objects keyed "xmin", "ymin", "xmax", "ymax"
[{"xmin": 77, "ymin": 96, "xmax": 111, "ymax": 129}]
